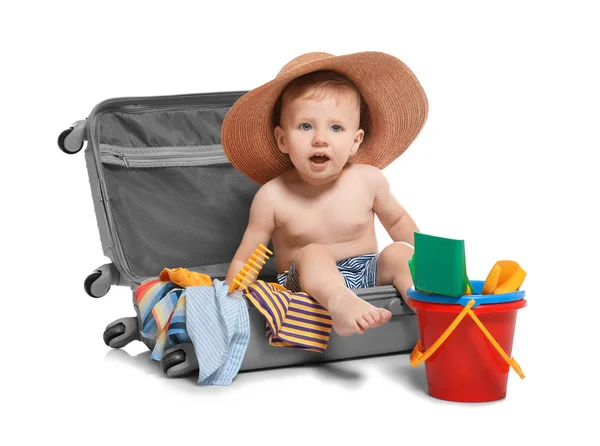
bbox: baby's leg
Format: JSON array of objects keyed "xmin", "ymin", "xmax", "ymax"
[
  {"xmin": 376, "ymin": 241, "xmax": 415, "ymax": 309},
  {"xmin": 294, "ymin": 244, "xmax": 392, "ymax": 336}
]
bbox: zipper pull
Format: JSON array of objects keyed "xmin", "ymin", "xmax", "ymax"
[{"xmin": 113, "ymin": 153, "xmax": 129, "ymax": 167}]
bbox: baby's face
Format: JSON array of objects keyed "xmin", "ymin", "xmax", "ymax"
[{"xmin": 274, "ymin": 91, "xmax": 364, "ymax": 185}]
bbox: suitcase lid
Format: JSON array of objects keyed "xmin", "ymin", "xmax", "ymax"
[{"xmin": 85, "ymin": 91, "xmax": 278, "ymax": 285}]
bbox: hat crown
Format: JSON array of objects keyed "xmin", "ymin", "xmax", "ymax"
[{"xmin": 276, "ymin": 52, "xmax": 335, "ymax": 77}]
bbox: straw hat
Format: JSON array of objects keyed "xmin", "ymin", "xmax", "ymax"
[{"xmin": 221, "ymin": 51, "xmax": 428, "ymax": 185}]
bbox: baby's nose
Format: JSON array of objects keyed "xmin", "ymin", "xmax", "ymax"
[{"xmin": 312, "ymin": 131, "xmax": 329, "ymax": 146}]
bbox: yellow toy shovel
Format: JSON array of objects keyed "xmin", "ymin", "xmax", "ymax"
[{"xmin": 482, "ymin": 261, "xmax": 526, "ymax": 294}]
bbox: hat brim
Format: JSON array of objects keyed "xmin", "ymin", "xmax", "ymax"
[{"xmin": 222, "ymin": 51, "xmax": 428, "ymax": 185}]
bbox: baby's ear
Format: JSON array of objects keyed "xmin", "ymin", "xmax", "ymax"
[
  {"xmin": 350, "ymin": 129, "xmax": 365, "ymax": 156},
  {"xmin": 274, "ymin": 126, "xmax": 288, "ymax": 154}
]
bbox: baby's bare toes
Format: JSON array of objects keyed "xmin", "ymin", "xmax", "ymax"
[
  {"xmin": 363, "ymin": 313, "xmax": 377, "ymax": 326},
  {"xmin": 369, "ymin": 309, "xmax": 382, "ymax": 324},
  {"xmin": 381, "ymin": 308, "xmax": 393, "ymax": 322},
  {"xmin": 357, "ymin": 316, "xmax": 370, "ymax": 331}
]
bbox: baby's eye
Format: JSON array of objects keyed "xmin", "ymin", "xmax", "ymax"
[
  {"xmin": 299, "ymin": 123, "xmax": 312, "ymax": 131},
  {"xmin": 331, "ymin": 125, "xmax": 342, "ymax": 132}
]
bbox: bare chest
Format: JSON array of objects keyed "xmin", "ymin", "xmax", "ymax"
[{"xmin": 273, "ymin": 189, "xmax": 373, "ymax": 246}]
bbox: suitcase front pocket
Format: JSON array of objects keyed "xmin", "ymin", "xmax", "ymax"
[{"xmin": 98, "ymin": 143, "xmax": 258, "ymax": 282}]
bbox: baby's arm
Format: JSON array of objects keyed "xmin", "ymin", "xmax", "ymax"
[
  {"xmin": 225, "ymin": 184, "xmax": 276, "ymax": 286},
  {"xmin": 371, "ymin": 169, "xmax": 419, "ymax": 246}
]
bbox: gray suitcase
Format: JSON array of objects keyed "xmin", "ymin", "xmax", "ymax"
[{"xmin": 59, "ymin": 91, "xmax": 419, "ymax": 377}]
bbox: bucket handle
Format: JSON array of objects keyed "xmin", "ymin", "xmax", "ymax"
[
  {"xmin": 410, "ymin": 299, "xmax": 525, "ymax": 379},
  {"xmin": 409, "ymin": 299, "xmax": 474, "ymax": 368}
]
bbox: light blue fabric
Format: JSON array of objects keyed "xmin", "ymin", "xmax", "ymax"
[{"xmin": 186, "ymin": 280, "xmax": 250, "ymax": 386}]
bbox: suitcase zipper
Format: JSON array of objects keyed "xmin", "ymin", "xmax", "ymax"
[
  {"xmin": 92, "ymin": 91, "xmax": 245, "ymax": 118},
  {"xmin": 98, "ymin": 96, "xmax": 242, "ymax": 117},
  {"xmin": 110, "ymin": 103, "xmax": 228, "ymax": 114},
  {"xmin": 113, "ymin": 153, "xmax": 129, "ymax": 167},
  {"xmin": 100, "ymin": 144, "xmax": 228, "ymax": 167}
]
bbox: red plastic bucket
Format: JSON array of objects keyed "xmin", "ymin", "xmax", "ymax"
[{"xmin": 407, "ymin": 290, "xmax": 526, "ymax": 403}]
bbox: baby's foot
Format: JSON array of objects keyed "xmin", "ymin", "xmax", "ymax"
[{"xmin": 327, "ymin": 289, "xmax": 392, "ymax": 336}]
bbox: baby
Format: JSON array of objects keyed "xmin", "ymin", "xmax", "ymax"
[{"xmin": 222, "ymin": 52, "xmax": 428, "ymax": 336}]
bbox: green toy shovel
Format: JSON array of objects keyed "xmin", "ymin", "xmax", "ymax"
[{"xmin": 411, "ymin": 233, "xmax": 472, "ymax": 297}]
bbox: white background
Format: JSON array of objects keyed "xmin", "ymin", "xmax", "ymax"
[{"xmin": 2, "ymin": 0, "xmax": 598, "ymax": 444}]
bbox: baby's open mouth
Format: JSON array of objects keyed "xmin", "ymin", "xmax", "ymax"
[{"xmin": 310, "ymin": 154, "xmax": 329, "ymax": 164}]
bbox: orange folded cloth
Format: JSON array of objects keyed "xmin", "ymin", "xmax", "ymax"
[{"xmin": 159, "ymin": 267, "xmax": 212, "ymax": 288}]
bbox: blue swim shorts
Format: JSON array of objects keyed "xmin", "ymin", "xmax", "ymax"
[{"xmin": 276, "ymin": 254, "xmax": 379, "ymax": 293}]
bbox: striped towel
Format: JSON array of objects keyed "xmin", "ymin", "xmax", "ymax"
[
  {"xmin": 136, "ymin": 279, "xmax": 190, "ymax": 361},
  {"xmin": 243, "ymin": 280, "xmax": 333, "ymax": 353},
  {"xmin": 186, "ymin": 280, "xmax": 249, "ymax": 386},
  {"xmin": 136, "ymin": 268, "xmax": 211, "ymax": 360}
]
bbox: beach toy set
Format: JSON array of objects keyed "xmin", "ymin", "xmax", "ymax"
[{"xmin": 407, "ymin": 233, "xmax": 527, "ymax": 403}]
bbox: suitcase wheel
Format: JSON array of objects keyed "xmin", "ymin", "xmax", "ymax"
[
  {"xmin": 58, "ymin": 127, "xmax": 84, "ymax": 154},
  {"xmin": 84, "ymin": 271, "xmax": 108, "ymax": 298},
  {"xmin": 103, "ymin": 317, "xmax": 139, "ymax": 349},
  {"xmin": 161, "ymin": 342, "xmax": 198, "ymax": 378}
]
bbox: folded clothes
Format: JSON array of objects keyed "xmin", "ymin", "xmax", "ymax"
[
  {"xmin": 135, "ymin": 270, "xmax": 250, "ymax": 385},
  {"xmin": 159, "ymin": 267, "xmax": 212, "ymax": 287},
  {"xmin": 136, "ymin": 265, "xmax": 334, "ymax": 387},
  {"xmin": 243, "ymin": 280, "xmax": 333, "ymax": 353}
]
